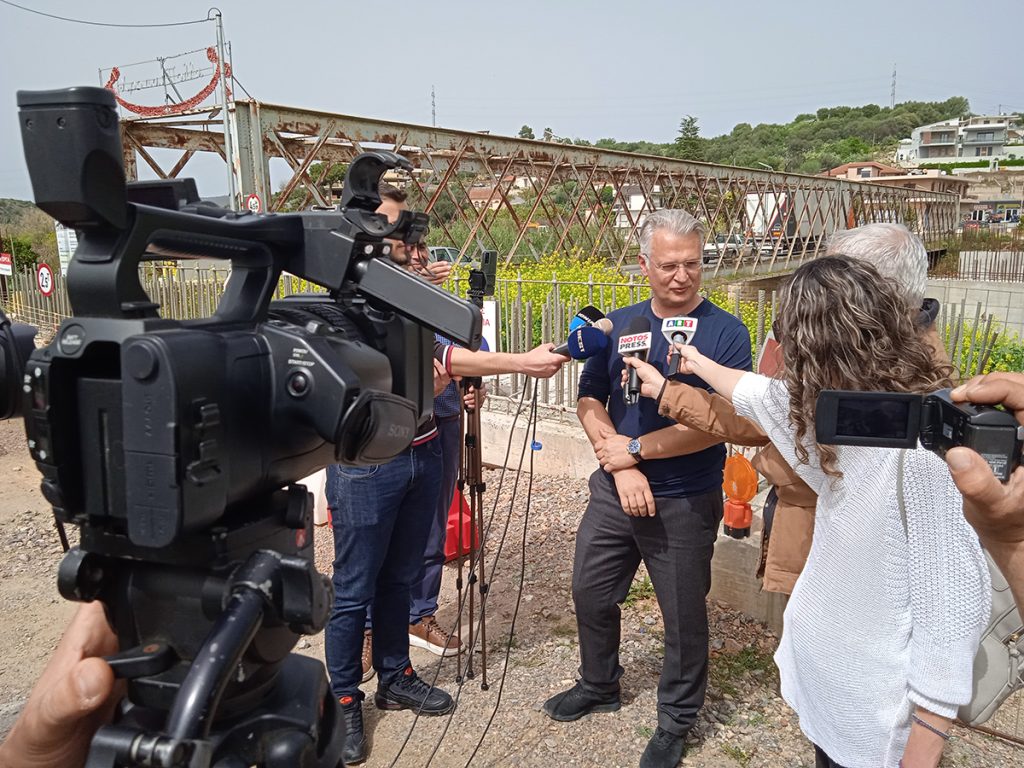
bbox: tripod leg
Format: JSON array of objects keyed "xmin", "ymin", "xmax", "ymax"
[
  {"xmin": 465, "ymin": 420, "xmax": 476, "ymax": 681},
  {"xmin": 455, "ymin": 402, "xmax": 466, "ymax": 684},
  {"xmin": 468, "ymin": 404, "xmax": 489, "ymax": 690}
]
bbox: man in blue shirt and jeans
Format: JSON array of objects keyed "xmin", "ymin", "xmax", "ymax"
[{"xmin": 543, "ymin": 209, "xmax": 752, "ymax": 768}]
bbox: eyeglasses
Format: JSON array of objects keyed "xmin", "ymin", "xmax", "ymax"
[{"xmin": 644, "ymin": 257, "xmax": 702, "ymax": 276}]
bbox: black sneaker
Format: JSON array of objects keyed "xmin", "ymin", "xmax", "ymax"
[
  {"xmin": 338, "ymin": 695, "xmax": 367, "ymax": 765},
  {"xmin": 542, "ymin": 681, "xmax": 620, "ymax": 722},
  {"xmin": 639, "ymin": 727, "xmax": 686, "ymax": 768},
  {"xmin": 374, "ymin": 665, "xmax": 454, "ymax": 716}
]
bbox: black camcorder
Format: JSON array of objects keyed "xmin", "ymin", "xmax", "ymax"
[
  {"xmin": 816, "ymin": 388, "xmax": 1023, "ymax": 481},
  {"xmin": 1, "ymin": 86, "xmax": 482, "ymax": 767}
]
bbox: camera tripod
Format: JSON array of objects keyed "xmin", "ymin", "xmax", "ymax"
[{"xmin": 455, "ymin": 268, "xmax": 490, "ymax": 689}]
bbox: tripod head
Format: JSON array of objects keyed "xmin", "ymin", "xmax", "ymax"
[
  {"xmin": 466, "ymin": 249, "xmax": 496, "ymax": 309},
  {"xmin": 4, "ymin": 86, "xmax": 484, "ymax": 767}
]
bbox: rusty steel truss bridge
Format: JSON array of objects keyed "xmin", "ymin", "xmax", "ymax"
[{"xmin": 119, "ymin": 100, "xmax": 960, "ymax": 277}]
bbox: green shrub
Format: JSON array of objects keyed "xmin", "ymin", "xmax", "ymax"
[
  {"xmin": 984, "ymin": 331, "xmax": 1024, "ymax": 373},
  {"xmin": 942, "ymin": 321, "xmax": 1024, "ymax": 376}
]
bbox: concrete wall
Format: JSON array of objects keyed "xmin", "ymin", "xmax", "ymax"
[{"xmin": 927, "ymin": 277, "xmax": 1024, "ymax": 337}]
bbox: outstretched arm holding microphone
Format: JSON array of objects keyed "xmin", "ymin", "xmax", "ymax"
[{"xmin": 622, "ymin": 342, "xmax": 743, "ymax": 404}]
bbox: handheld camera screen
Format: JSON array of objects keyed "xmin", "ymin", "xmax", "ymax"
[
  {"xmin": 836, "ymin": 397, "xmax": 912, "ymax": 439},
  {"xmin": 815, "ymin": 390, "xmax": 922, "ymax": 449}
]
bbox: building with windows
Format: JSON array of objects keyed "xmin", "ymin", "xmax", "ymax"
[{"xmin": 897, "ymin": 114, "xmax": 1023, "ymax": 165}]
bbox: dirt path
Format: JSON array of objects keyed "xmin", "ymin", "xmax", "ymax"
[{"xmin": 0, "ymin": 418, "xmax": 1019, "ymax": 766}]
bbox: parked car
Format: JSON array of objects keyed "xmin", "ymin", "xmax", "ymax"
[
  {"xmin": 702, "ymin": 234, "xmax": 744, "ymax": 264},
  {"xmin": 428, "ymin": 246, "xmax": 461, "ymax": 263}
]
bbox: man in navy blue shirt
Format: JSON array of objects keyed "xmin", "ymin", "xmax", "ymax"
[{"xmin": 543, "ymin": 209, "xmax": 751, "ymax": 768}]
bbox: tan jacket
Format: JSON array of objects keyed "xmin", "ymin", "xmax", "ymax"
[{"xmin": 657, "ymin": 382, "xmax": 816, "ymax": 594}]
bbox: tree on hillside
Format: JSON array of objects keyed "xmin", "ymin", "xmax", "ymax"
[
  {"xmin": 671, "ymin": 115, "xmax": 704, "ymax": 161},
  {"xmin": 518, "ymin": 125, "xmax": 535, "ymax": 139},
  {"xmin": 0, "ymin": 232, "xmax": 43, "ymax": 271}
]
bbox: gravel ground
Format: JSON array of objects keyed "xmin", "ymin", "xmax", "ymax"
[
  {"xmin": 297, "ymin": 466, "xmax": 1023, "ymax": 768},
  {"xmin": 0, "ymin": 414, "xmax": 1020, "ymax": 766}
]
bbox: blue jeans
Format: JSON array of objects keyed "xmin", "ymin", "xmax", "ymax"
[
  {"xmin": 409, "ymin": 416, "xmax": 462, "ymax": 623},
  {"xmin": 324, "ymin": 438, "xmax": 444, "ymax": 700}
]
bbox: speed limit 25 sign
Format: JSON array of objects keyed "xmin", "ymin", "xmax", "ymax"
[{"xmin": 36, "ymin": 263, "xmax": 54, "ymax": 296}]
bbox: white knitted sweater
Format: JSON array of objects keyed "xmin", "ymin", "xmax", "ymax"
[{"xmin": 733, "ymin": 373, "xmax": 990, "ymax": 768}]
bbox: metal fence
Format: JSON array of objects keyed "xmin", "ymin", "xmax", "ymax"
[
  {"xmin": 940, "ymin": 249, "xmax": 1024, "ymax": 283},
  {"xmin": 4, "ymin": 265, "xmax": 1016, "ymax": 417}
]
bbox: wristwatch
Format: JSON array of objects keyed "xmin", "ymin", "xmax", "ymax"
[{"xmin": 626, "ymin": 437, "xmax": 643, "ymax": 463}]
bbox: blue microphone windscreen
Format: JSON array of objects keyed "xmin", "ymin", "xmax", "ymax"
[
  {"xmin": 568, "ymin": 316, "xmax": 587, "ymax": 332},
  {"xmin": 568, "ymin": 326, "xmax": 610, "ymax": 360}
]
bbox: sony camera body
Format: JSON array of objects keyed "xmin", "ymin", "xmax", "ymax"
[{"xmin": 816, "ymin": 388, "xmax": 1023, "ymax": 481}]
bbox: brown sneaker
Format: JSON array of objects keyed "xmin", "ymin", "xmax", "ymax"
[
  {"xmin": 409, "ymin": 616, "xmax": 463, "ymax": 657},
  {"xmin": 361, "ymin": 629, "xmax": 375, "ymax": 683}
]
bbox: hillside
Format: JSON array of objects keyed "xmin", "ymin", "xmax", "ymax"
[
  {"xmin": 571, "ymin": 97, "xmax": 971, "ymax": 174},
  {"xmin": 0, "ymin": 198, "xmax": 36, "ymax": 227}
]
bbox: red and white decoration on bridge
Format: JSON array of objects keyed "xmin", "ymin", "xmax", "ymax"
[{"xmin": 103, "ymin": 47, "xmax": 232, "ymax": 117}]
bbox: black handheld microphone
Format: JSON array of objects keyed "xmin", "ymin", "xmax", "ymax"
[
  {"xmin": 568, "ymin": 305, "xmax": 606, "ymax": 332},
  {"xmin": 618, "ymin": 316, "xmax": 652, "ymax": 406}
]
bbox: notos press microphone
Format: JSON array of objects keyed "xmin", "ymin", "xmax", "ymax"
[
  {"xmin": 661, "ymin": 316, "xmax": 698, "ymax": 373},
  {"xmin": 568, "ymin": 305, "xmax": 606, "ymax": 333},
  {"xmin": 619, "ymin": 316, "xmax": 652, "ymax": 405},
  {"xmin": 553, "ymin": 317, "xmax": 613, "ymax": 356}
]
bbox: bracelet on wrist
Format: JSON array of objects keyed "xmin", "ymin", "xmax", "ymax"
[
  {"xmin": 655, "ymin": 379, "xmax": 669, "ymax": 406},
  {"xmin": 911, "ymin": 713, "xmax": 950, "ymax": 741}
]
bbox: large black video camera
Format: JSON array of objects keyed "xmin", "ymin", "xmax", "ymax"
[
  {"xmin": 816, "ymin": 388, "xmax": 1023, "ymax": 481},
  {"xmin": 2, "ymin": 86, "xmax": 481, "ymax": 767}
]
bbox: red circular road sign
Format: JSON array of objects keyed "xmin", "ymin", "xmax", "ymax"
[
  {"xmin": 245, "ymin": 193, "xmax": 262, "ymax": 213},
  {"xmin": 36, "ymin": 263, "xmax": 55, "ymax": 297}
]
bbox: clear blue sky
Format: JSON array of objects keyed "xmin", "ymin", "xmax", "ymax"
[{"xmin": 1, "ymin": 0, "xmax": 1021, "ymax": 199}]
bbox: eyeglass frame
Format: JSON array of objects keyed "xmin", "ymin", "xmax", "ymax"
[{"xmin": 641, "ymin": 253, "xmax": 703, "ymax": 276}]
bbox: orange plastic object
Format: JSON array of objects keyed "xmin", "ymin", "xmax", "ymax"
[
  {"xmin": 722, "ymin": 454, "xmax": 758, "ymax": 539},
  {"xmin": 444, "ymin": 489, "xmax": 479, "ymax": 562}
]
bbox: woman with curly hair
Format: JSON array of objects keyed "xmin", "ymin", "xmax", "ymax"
[{"xmin": 624, "ymin": 257, "xmax": 990, "ymax": 768}]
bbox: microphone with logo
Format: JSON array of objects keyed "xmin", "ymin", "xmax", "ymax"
[
  {"xmin": 661, "ymin": 316, "xmax": 699, "ymax": 374},
  {"xmin": 554, "ymin": 317, "xmax": 614, "ymax": 360},
  {"xmin": 619, "ymin": 316, "xmax": 652, "ymax": 405},
  {"xmin": 568, "ymin": 305, "xmax": 606, "ymax": 333}
]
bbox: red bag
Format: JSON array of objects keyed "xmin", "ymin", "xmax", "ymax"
[{"xmin": 444, "ymin": 489, "xmax": 479, "ymax": 562}]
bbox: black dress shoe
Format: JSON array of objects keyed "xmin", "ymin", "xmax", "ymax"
[
  {"xmin": 338, "ymin": 696, "xmax": 367, "ymax": 765},
  {"xmin": 542, "ymin": 681, "xmax": 620, "ymax": 722},
  {"xmin": 639, "ymin": 727, "xmax": 686, "ymax": 768},
  {"xmin": 374, "ymin": 665, "xmax": 454, "ymax": 715}
]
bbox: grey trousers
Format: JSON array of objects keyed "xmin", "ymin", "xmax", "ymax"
[{"xmin": 572, "ymin": 470, "xmax": 722, "ymax": 736}]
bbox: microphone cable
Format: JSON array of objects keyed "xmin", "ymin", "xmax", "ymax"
[
  {"xmin": 386, "ymin": 377, "xmax": 538, "ymax": 767},
  {"xmin": 461, "ymin": 380, "xmax": 540, "ymax": 766}
]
